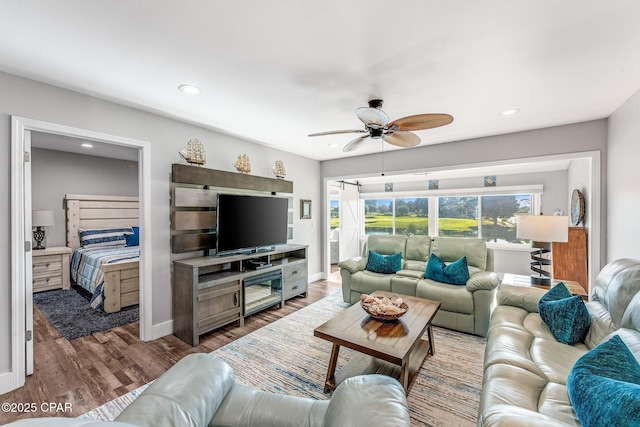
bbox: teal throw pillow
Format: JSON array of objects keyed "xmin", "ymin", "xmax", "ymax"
[
  {"xmin": 424, "ymin": 253, "xmax": 470, "ymax": 285},
  {"xmin": 538, "ymin": 283, "xmax": 590, "ymax": 345},
  {"xmin": 365, "ymin": 251, "xmax": 402, "ymax": 274},
  {"xmin": 567, "ymin": 335, "xmax": 640, "ymax": 427}
]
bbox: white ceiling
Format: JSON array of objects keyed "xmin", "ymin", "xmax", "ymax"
[{"xmin": 2, "ymin": 1, "xmax": 640, "ymax": 161}]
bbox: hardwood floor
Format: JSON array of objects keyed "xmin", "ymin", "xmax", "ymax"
[{"xmin": 0, "ymin": 274, "xmax": 342, "ymax": 424}]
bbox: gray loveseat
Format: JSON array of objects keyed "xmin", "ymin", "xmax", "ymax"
[
  {"xmin": 338, "ymin": 235, "xmax": 499, "ymax": 337},
  {"xmin": 478, "ymin": 258, "xmax": 640, "ymax": 426},
  {"xmin": 7, "ymin": 353, "xmax": 410, "ymax": 427}
]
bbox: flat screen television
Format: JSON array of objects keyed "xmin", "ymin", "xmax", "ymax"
[{"xmin": 216, "ymin": 193, "xmax": 289, "ymax": 254}]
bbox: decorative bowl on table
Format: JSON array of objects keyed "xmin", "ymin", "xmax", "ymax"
[{"xmin": 360, "ymin": 294, "xmax": 409, "ymax": 321}]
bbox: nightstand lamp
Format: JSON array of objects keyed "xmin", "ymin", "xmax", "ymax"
[
  {"xmin": 32, "ymin": 210, "xmax": 55, "ymax": 250},
  {"xmin": 516, "ymin": 214, "xmax": 569, "ymax": 286}
]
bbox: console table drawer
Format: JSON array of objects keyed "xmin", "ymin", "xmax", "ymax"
[{"xmin": 283, "ymin": 262, "xmax": 308, "ymax": 300}]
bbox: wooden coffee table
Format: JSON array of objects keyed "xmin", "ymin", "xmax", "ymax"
[{"xmin": 314, "ymin": 291, "xmax": 440, "ymax": 393}]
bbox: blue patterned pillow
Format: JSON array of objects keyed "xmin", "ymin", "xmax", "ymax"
[
  {"xmin": 125, "ymin": 226, "xmax": 140, "ymax": 247},
  {"xmin": 365, "ymin": 251, "xmax": 402, "ymax": 274},
  {"xmin": 79, "ymin": 227, "xmax": 133, "ymax": 248},
  {"xmin": 538, "ymin": 283, "xmax": 590, "ymax": 345},
  {"xmin": 568, "ymin": 335, "xmax": 640, "ymax": 427},
  {"xmin": 424, "ymin": 253, "xmax": 470, "ymax": 285}
]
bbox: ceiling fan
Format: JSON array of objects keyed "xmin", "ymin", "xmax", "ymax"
[{"xmin": 308, "ymin": 99, "xmax": 453, "ymax": 152}]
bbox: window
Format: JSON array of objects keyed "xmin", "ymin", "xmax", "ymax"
[
  {"xmin": 330, "ymin": 199, "xmax": 339, "ymax": 231},
  {"xmin": 481, "ymin": 194, "xmax": 531, "ymax": 243},
  {"xmin": 361, "ymin": 187, "xmax": 537, "ymax": 244},
  {"xmin": 395, "ymin": 197, "xmax": 428, "ymax": 235},
  {"xmin": 364, "ymin": 199, "xmax": 393, "ymax": 235},
  {"xmin": 438, "ymin": 196, "xmax": 478, "ymax": 237}
]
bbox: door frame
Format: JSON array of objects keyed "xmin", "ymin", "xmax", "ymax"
[{"xmin": 9, "ymin": 116, "xmax": 152, "ymax": 392}]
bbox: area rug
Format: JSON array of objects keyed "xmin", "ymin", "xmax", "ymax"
[
  {"xmin": 33, "ymin": 287, "xmax": 139, "ymax": 340},
  {"xmin": 82, "ymin": 292, "xmax": 485, "ymax": 426}
]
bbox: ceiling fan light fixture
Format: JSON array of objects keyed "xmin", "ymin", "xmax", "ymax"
[
  {"xmin": 178, "ymin": 84, "xmax": 202, "ymax": 95},
  {"xmin": 501, "ymin": 108, "xmax": 520, "ymax": 116},
  {"xmin": 355, "ymin": 107, "xmax": 389, "ymax": 126}
]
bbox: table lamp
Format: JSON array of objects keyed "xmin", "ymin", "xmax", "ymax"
[
  {"xmin": 32, "ymin": 210, "xmax": 55, "ymax": 250},
  {"xmin": 516, "ymin": 214, "xmax": 569, "ymax": 286}
]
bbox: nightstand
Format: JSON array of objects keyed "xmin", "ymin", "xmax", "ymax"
[{"xmin": 32, "ymin": 246, "xmax": 72, "ymax": 292}]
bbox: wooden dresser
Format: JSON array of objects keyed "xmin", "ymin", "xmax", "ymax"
[
  {"xmin": 32, "ymin": 246, "xmax": 71, "ymax": 292},
  {"xmin": 552, "ymin": 227, "xmax": 588, "ymax": 294}
]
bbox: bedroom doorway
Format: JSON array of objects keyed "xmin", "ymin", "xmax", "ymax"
[{"xmin": 10, "ymin": 116, "xmax": 152, "ymax": 390}]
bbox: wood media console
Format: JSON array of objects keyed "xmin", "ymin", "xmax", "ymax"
[{"xmin": 173, "ymin": 244, "xmax": 308, "ymax": 346}]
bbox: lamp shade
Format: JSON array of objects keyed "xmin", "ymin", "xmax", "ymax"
[
  {"xmin": 32, "ymin": 210, "xmax": 55, "ymax": 227},
  {"xmin": 517, "ymin": 215, "xmax": 568, "ymax": 243}
]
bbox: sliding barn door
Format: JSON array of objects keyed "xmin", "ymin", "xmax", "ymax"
[{"xmin": 339, "ymin": 183, "xmax": 360, "ymax": 260}]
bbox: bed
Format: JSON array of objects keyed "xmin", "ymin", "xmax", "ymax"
[{"xmin": 65, "ymin": 194, "xmax": 140, "ymax": 313}]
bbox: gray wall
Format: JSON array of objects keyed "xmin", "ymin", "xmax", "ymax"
[
  {"xmin": 608, "ymin": 88, "xmax": 640, "ymax": 260},
  {"xmin": 0, "ymin": 71, "xmax": 322, "ymax": 376},
  {"xmin": 31, "ymin": 148, "xmax": 139, "ymax": 248}
]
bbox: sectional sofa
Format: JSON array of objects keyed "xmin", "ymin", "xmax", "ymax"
[
  {"xmin": 7, "ymin": 353, "xmax": 411, "ymax": 427},
  {"xmin": 479, "ymin": 258, "xmax": 640, "ymax": 426},
  {"xmin": 338, "ymin": 235, "xmax": 500, "ymax": 337}
]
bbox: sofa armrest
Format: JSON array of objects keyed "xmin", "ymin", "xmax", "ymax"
[
  {"xmin": 116, "ymin": 354, "xmax": 234, "ymax": 427},
  {"xmin": 466, "ymin": 271, "xmax": 500, "ymax": 292},
  {"xmin": 324, "ymin": 375, "xmax": 410, "ymax": 427},
  {"xmin": 338, "ymin": 256, "xmax": 367, "ymax": 274},
  {"xmin": 496, "ymin": 284, "xmax": 546, "ymax": 313}
]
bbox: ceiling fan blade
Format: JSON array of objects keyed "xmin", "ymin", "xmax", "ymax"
[
  {"xmin": 308, "ymin": 129, "xmax": 367, "ymax": 137},
  {"xmin": 355, "ymin": 107, "xmax": 389, "ymax": 126},
  {"xmin": 383, "ymin": 131, "xmax": 421, "ymax": 147},
  {"xmin": 343, "ymin": 135, "xmax": 371, "ymax": 152},
  {"xmin": 387, "ymin": 113, "xmax": 453, "ymax": 131}
]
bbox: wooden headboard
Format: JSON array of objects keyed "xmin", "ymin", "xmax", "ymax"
[{"xmin": 65, "ymin": 194, "xmax": 139, "ymax": 250}]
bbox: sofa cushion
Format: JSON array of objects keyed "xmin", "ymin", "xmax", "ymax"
[
  {"xmin": 567, "ymin": 335, "xmax": 640, "ymax": 427},
  {"xmin": 538, "ymin": 283, "xmax": 591, "ymax": 345},
  {"xmin": 365, "ymin": 251, "xmax": 402, "ymax": 274},
  {"xmin": 364, "ymin": 235, "xmax": 407, "ymax": 257},
  {"xmin": 417, "ymin": 279, "xmax": 474, "ymax": 314},
  {"xmin": 424, "ymin": 253, "xmax": 469, "ymax": 285},
  {"xmin": 350, "ymin": 270, "xmax": 393, "ymax": 294},
  {"xmin": 431, "ymin": 237, "xmax": 487, "ymax": 270}
]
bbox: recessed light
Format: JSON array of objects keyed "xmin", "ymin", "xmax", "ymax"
[
  {"xmin": 501, "ymin": 108, "xmax": 520, "ymax": 116},
  {"xmin": 81, "ymin": 143, "xmax": 93, "ymax": 148},
  {"xmin": 178, "ymin": 84, "xmax": 202, "ymax": 95},
  {"xmin": 328, "ymin": 143, "xmax": 339, "ymax": 148}
]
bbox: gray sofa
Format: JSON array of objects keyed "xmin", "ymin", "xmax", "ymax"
[
  {"xmin": 7, "ymin": 353, "xmax": 410, "ymax": 427},
  {"xmin": 338, "ymin": 235, "xmax": 500, "ymax": 337},
  {"xmin": 478, "ymin": 258, "xmax": 640, "ymax": 426}
]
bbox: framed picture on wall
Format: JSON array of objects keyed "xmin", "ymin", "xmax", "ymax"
[{"xmin": 301, "ymin": 199, "xmax": 311, "ymax": 219}]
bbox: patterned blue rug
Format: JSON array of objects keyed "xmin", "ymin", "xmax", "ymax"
[
  {"xmin": 81, "ymin": 292, "xmax": 485, "ymax": 426},
  {"xmin": 33, "ymin": 286, "xmax": 139, "ymax": 340}
]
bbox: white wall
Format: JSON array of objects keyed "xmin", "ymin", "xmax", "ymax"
[
  {"xmin": 0, "ymin": 71, "xmax": 322, "ymax": 377},
  {"xmin": 31, "ymin": 148, "xmax": 139, "ymax": 247},
  {"xmin": 608, "ymin": 88, "xmax": 640, "ymax": 260}
]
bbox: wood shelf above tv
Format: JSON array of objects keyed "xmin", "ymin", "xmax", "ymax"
[{"xmin": 170, "ymin": 163, "xmax": 294, "ymax": 254}]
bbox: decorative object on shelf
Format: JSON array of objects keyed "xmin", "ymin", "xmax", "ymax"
[
  {"xmin": 233, "ymin": 154, "xmax": 251, "ymax": 174},
  {"xmin": 272, "ymin": 160, "xmax": 286, "ymax": 179},
  {"xmin": 516, "ymin": 215, "xmax": 569, "ymax": 286},
  {"xmin": 301, "ymin": 199, "xmax": 311, "ymax": 219},
  {"xmin": 484, "ymin": 176, "xmax": 496, "ymax": 187},
  {"xmin": 32, "ymin": 210, "xmax": 55, "ymax": 250},
  {"xmin": 385, "ymin": 183, "xmax": 393, "ymax": 192},
  {"xmin": 428, "ymin": 180, "xmax": 439, "ymax": 190},
  {"xmin": 571, "ymin": 189, "xmax": 585, "ymax": 226},
  {"xmin": 360, "ymin": 293, "xmax": 408, "ymax": 321},
  {"xmin": 179, "ymin": 138, "xmax": 206, "ymax": 166},
  {"xmin": 553, "ymin": 208, "xmax": 564, "ymax": 216}
]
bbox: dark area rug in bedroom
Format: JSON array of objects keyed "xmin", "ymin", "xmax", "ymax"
[{"xmin": 33, "ymin": 287, "xmax": 139, "ymax": 340}]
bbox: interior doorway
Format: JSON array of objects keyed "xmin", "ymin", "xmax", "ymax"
[{"xmin": 9, "ymin": 116, "xmax": 152, "ymax": 392}]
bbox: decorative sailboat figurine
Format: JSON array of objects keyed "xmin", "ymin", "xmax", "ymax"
[
  {"xmin": 272, "ymin": 160, "xmax": 286, "ymax": 179},
  {"xmin": 233, "ymin": 154, "xmax": 251, "ymax": 174},
  {"xmin": 179, "ymin": 139, "xmax": 206, "ymax": 166}
]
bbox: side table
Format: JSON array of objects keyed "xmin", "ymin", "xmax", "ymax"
[
  {"xmin": 32, "ymin": 246, "xmax": 72, "ymax": 292},
  {"xmin": 501, "ymin": 273, "xmax": 587, "ymax": 300}
]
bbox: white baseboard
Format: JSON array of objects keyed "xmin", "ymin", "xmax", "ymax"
[
  {"xmin": 308, "ymin": 272, "xmax": 323, "ymax": 283},
  {"xmin": 0, "ymin": 371, "xmax": 22, "ymax": 395},
  {"xmin": 151, "ymin": 319, "xmax": 174, "ymax": 340}
]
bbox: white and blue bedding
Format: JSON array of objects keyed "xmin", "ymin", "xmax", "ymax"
[{"xmin": 70, "ymin": 246, "xmax": 139, "ymax": 309}]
